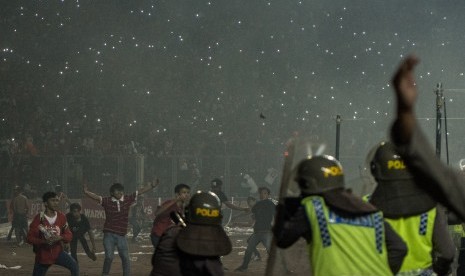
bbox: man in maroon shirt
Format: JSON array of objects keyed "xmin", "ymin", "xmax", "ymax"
[
  {"xmin": 83, "ymin": 179, "xmax": 158, "ymax": 276},
  {"xmin": 150, "ymin": 183, "xmax": 190, "ymax": 250},
  {"xmin": 27, "ymin": 191, "xmax": 78, "ymax": 276}
]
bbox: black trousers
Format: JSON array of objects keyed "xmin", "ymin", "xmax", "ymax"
[
  {"xmin": 458, "ymin": 238, "xmax": 465, "ymax": 275},
  {"xmin": 70, "ymin": 236, "xmax": 92, "ymax": 263},
  {"xmin": 12, "ymin": 213, "xmax": 28, "ymax": 243}
]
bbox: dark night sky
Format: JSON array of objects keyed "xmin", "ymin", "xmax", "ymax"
[{"xmin": 1, "ymin": 0, "xmax": 465, "ymax": 182}]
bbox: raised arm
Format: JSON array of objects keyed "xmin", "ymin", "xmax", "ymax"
[
  {"xmin": 390, "ymin": 55, "xmax": 465, "ymax": 220},
  {"xmin": 137, "ymin": 178, "xmax": 159, "ymax": 195},
  {"xmin": 83, "ymin": 181, "xmax": 102, "ymax": 203},
  {"xmin": 224, "ymin": 201, "xmax": 249, "ymax": 212},
  {"xmin": 390, "ymin": 54, "xmax": 419, "ymax": 145},
  {"xmin": 154, "ymin": 199, "xmax": 177, "ymax": 217}
]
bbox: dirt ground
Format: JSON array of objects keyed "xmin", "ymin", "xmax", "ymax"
[
  {"xmin": 0, "ymin": 227, "xmax": 310, "ymax": 276},
  {"xmin": 3, "ymin": 223, "xmax": 463, "ymax": 275}
]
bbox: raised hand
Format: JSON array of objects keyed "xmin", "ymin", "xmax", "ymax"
[
  {"xmin": 82, "ymin": 178, "xmax": 89, "ymax": 193},
  {"xmin": 391, "ymin": 55, "xmax": 420, "ymax": 112}
]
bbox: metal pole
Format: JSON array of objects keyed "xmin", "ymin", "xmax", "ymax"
[
  {"xmin": 443, "ymin": 97, "xmax": 450, "ymax": 165},
  {"xmin": 335, "ymin": 115, "xmax": 341, "ymax": 160},
  {"xmin": 435, "ymin": 83, "xmax": 443, "ymax": 158}
]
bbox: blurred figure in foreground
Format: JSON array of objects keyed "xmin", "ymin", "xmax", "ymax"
[
  {"xmin": 389, "ymin": 55, "xmax": 465, "ymax": 276},
  {"xmin": 273, "ymin": 155, "xmax": 407, "ymax": 275},
  {"xmin": 150, "ymin": 211, "xmax": 184, "ymax": 276},
  {"xmin": 369, "ymin": 141, "xmax": 454, "ymax": 275},
  {"xmin": 390, "ymin": 55, "xmax": 465, "ymax": 221}
]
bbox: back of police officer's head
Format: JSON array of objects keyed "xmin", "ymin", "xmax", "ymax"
[
  {"xmin": 370, "ymin": 141, "xmax": 413, "ymax": 182},
  {"xmin": 185, "ymin": 191, "xmax": 223, "ymax": 225},
  {"xmin": 368, "ymin": 141, "xmax": 436, "ymax": 217},
  {"xmin": 177, "ymin": 191, "xmax": 232, "ymax": 257},
  {"xmin": 295, "ymin": 155, "xmax": 345, "ymax": 195}
]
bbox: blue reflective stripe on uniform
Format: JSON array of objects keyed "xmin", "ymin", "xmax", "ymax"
[
  {"xmin": 373, "ymin": 212, "xmax": 383, "ymax": 253},
  {"xmin": 311, "ymin": 198, "xmax": 332, "ymax": 247},
  {"xmin": 418, "ymin": 268, "xmax": 434, "ymax": 276},
  {"xmin": 419, "ymin": 213, "xmax": 428, "ymax": 235},
  {"xmin": 397, "ymin": 268, "xmax": 433, "ymax": 276}
]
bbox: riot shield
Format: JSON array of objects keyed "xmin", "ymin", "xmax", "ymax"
[{"xmin": 265, "ymin": 138, "xmax": 327, "ymax": 276}]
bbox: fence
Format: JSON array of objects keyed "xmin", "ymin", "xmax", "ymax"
[{"xmin": 0, "ymin": 152, "xmax": 284, "ymax": 200}]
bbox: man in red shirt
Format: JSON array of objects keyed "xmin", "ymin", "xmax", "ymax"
[
  {"xmin": 84, "ymin": 179, "xmax": 158, "ymax": 276},
  {"xmin": 150, "ymin": 183, "xmax": 190, "ymax": 250},
  {"xmin": 27, "ymin": 191, "xmax": 78, "ymax": 276}
]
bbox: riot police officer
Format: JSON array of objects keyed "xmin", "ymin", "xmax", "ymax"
[
  {"xmin": 369, "ymin": 141, "xmax": 454, "ymax": 276},
  {"xmin": 273, "ymin": 155, "xmax": 407, "ymax": 275}
]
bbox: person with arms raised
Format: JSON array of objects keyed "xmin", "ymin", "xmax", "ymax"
[{"xmin": 83, "ymin": 179, "xmax": 158, "ymax": 276}]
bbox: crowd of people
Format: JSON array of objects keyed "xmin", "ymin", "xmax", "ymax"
[
  {"xmin": 23, "ymin": 176, "xmax": 243, "ymax": 275},
  {"xmin": 0, "ymin": 78, "xmax": 288, "ymax": 201},
  {"xmin": 3, "ymin": 55, "xmax": 465, "ymax": 275}
]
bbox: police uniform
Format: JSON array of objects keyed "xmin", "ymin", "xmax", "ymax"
[
  {"xmin": 392, "ymin": 122, "xmax": 465, "ymax": 223},
  {"xmin": 369, "ymin": 141, "xmax": 454, "ymax": 276},
  {"xmin": 176, "ymin": 191, "xmax": 232, "ymax": 276},
  {"xmin": 150, "ymin": 224, "xmax": 182, "ymax": 276},
  {"xmin": 456, "ymin": 224, "xmax": 465, "ymax": 276},
  {"xmin": 273, "ymin": 155, "xmax": 407, "ymax": 275}
]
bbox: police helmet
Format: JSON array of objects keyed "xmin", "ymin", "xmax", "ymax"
[
  {"xmin": 370, "ymin": 141, "xmax": 413, "ymax": 181},
  {"xmin": 185, "ymin": 191, "xmax": 223, "ymax": 226},
  {"xmin": 295, "ymin": 155, "xmax": 345, "ymax": 194}
]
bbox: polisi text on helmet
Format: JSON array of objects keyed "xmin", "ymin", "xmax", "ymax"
[
  {"xmin": 322, "ymin": 166, "xmax": 343, "ymax": 178},
  {"xmin": 196, "ymin": 207, "xmax": 219, "ymax": 217},
  {"xmin": 387, "ymin": 160, "xmax": 406, "ymax": 170}
]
